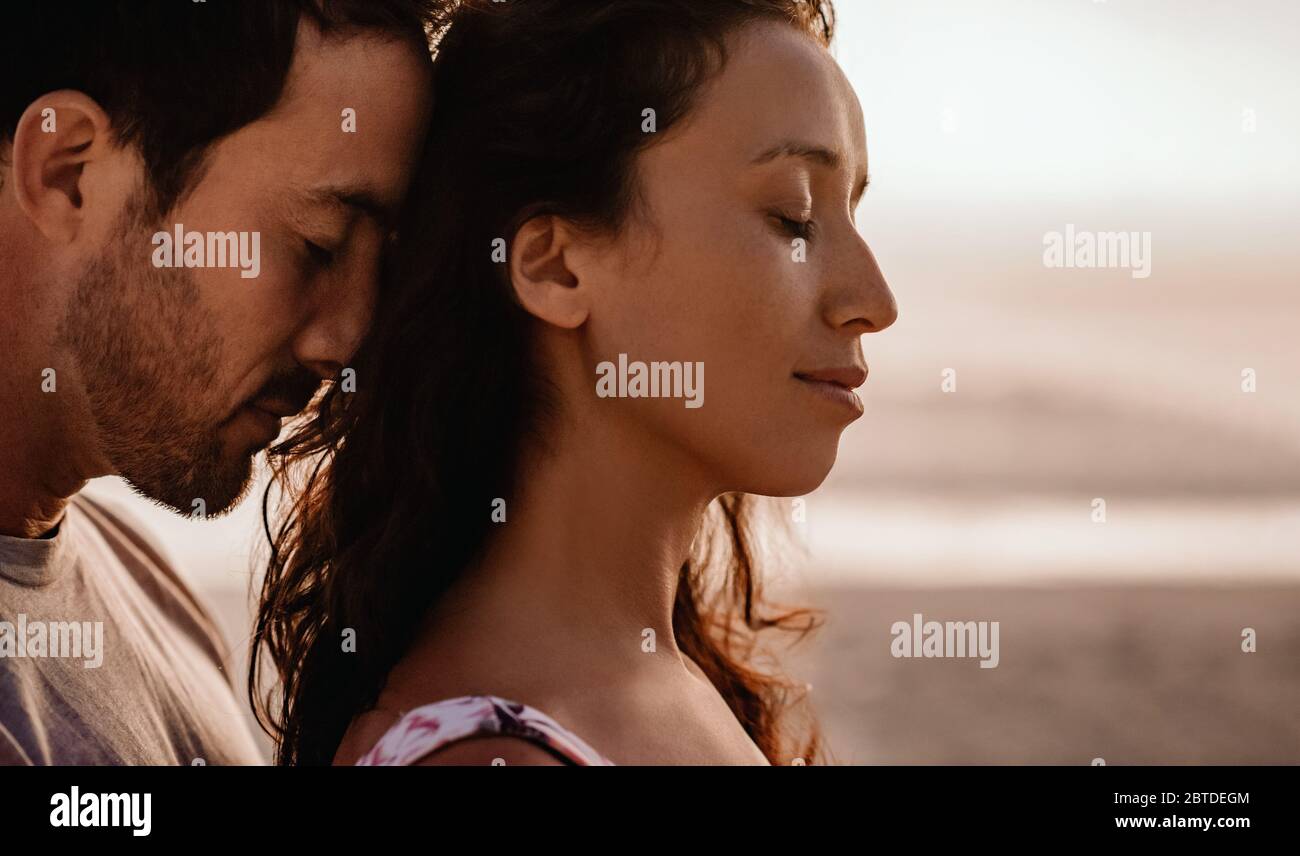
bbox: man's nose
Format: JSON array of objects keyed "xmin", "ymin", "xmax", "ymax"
[{"xmin": 292, "ymin": 253, "xmax": 379, "ymax": 380}]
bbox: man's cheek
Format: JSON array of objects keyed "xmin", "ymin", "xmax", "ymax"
[{"xmin": 212, "ymin": 268, "xmax": 308, "ymax": 335}]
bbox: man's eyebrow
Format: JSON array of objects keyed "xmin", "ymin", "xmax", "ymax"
[
  {"xmin": 304, "ymin": 185, "xmax": 398, "ymax": 230},
  {"xmin": 751, "ymin": 140, "xmax": 871, "ymax": 205}
]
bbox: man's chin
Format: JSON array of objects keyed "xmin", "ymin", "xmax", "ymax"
[{"xmin": 121, "ymin": 455, "xmax": 256, "ymax": 520}]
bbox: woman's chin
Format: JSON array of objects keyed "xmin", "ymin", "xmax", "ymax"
[{"xmin": 734, "ymin": 452, "xmax": 839, "ymax": 498}]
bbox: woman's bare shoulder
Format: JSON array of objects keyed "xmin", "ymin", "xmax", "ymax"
[{"xmin": 333, "ymin": 708, "xmax": 403, "ymax": 766}]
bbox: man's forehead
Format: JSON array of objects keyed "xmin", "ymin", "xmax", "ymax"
[
  {"xmin": 217, "ymin": 24, "xmax": 431, "ymax": 211},
  {"xmin": 274, "ymin": 21, "xmax": 431, "ymax": 118}
]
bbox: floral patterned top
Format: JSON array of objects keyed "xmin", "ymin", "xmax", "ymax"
[{"xmin": 355, "ymin": 695, "xmax": 615, "ymax": 766}]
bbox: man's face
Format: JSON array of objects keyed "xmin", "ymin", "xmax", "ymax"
[{"xmin": 60, "ymin": 24, "xmax": 432, "ymax": 515}]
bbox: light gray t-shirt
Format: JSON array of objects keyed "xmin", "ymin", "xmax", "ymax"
[{"xmin": 0, "ymin": 494, "xmax": 263, "ymax": 765}]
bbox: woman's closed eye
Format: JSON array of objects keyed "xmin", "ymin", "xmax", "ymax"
[{"xmin": 770, "ymin": 211, "xmax": 816, "ymax": 240}]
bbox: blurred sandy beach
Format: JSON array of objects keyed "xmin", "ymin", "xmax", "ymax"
[{"xmin": 790, "ymin": 586, "xmax": 1300, "ymax": 765}]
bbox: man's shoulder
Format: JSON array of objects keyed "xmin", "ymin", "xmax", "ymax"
[
  {"xmin": 71, "ymin": 492, "xmax": 180, "ymax": 574},
  {"xmin": 0, "ymin": 719, "xmax": 35, "ymax": 766},
  {"xmin": 68, "ymin": 490, "xmax": 232, "ymax": 673}
]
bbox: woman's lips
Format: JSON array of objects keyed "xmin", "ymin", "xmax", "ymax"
[{"xmin": 793, "ymin": 366, "xmax": 867, "ymax": 416}]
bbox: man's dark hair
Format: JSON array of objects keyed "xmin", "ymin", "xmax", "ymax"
[{"xmin": 1, "ymin": 1, "xmax": 435, "ymax": 214}]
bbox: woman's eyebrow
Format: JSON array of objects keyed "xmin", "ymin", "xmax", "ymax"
[
  {"xmin": 852, "ymin": 172, "xmax": 871, "ymax": 207},
  {"xmin": 751, "ymin": 140, "xmax": 870, "ymax": 204},
  {"xmin": 750, "ymin": 140, "xmax": 841, "ymax": 168}
]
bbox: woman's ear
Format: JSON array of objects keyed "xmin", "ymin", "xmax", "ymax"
[
  {"xmin": 508, "ymin": 215, "xmax": 591, "ymax": 329},
  {"xmin": 10, "ymin": 90, "xmax": 115, "ymax": 243}
]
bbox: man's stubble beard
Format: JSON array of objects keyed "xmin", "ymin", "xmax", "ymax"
[{"xmin": 56, "ymin": 192, "xmax": 255, "ymax": 517}]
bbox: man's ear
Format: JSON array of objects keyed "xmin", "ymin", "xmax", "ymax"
[
  {"xmin": 10, "ymin": 90, "xmax": 115, "ymax": 243},
  {"xmin": 509, "ymin": 215, "xmax": 592, "ymax": 329}
]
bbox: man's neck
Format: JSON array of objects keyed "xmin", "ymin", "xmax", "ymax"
[{"xmin": 0, "ymin": 246, "xmax": 102, "ymax": 538}]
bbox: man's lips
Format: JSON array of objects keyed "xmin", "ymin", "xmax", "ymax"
[
  {"xmin": 249, "ymin": 397, "xmax": 308, "ymax": 419},
  {"xmin": 217, "ymin": 403, "xmax": 283, "ymax": 450}
]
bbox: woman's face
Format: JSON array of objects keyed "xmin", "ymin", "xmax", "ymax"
[{"xmin": 580, "ymin": 20, "xmax": 897, "ymax": 497}]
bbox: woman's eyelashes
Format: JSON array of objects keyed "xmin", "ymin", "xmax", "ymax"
[{"xmin": 770, "ymin": 210, "xmax": 816, "ymax": 240}]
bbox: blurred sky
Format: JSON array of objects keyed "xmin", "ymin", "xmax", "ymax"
[
  {"xmin": 88, "ymin": 0, "xmax": 1300, "ymax": 592},
  {"xmin": 837, "ymin": 0, "xmax": 1299, "ymax": 205}
]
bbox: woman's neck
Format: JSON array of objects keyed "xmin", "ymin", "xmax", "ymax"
[{"xmin": 426, "ymin": 407, "xmax": 715, "ymax": 678}]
